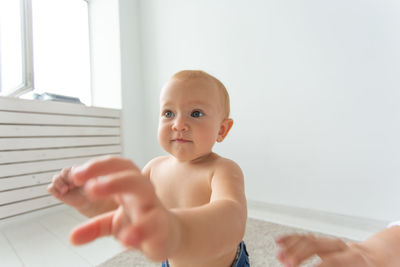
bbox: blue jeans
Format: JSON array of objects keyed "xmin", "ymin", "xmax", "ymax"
[{"xmin": 161, "ymin": 241, "xmax": 250, "ymax": 267}]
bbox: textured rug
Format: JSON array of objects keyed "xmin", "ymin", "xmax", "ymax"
[{"xmin": 98, "ymin": 218, "xmax": 349, "ymax": 267}]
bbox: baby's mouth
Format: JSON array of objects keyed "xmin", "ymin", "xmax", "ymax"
[{"xmin": 172, "ymin": 138, "xmax": 191, "ymax": 143}]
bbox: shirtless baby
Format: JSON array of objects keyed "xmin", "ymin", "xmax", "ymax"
[{"xmin": 48, "ymin": 70, "xmax": 249, "ymax": 267}]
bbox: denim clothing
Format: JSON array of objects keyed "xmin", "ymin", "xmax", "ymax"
[
  {"xmin": 161, "ymin": 241, "xmax": 250, "ymax": 267},
  {"xmin": 231, "ymin": 241, "xmax": 250, "ymax": 267}
]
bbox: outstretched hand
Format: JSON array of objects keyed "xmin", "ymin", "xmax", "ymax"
[
  {"xmin": 68, "ymin": 156, "xmax": 180, "ymax": 261},
  {"xmin": 275, "ymin": 234, "xmax": 376, "ymax": 267},
  {"xmin": 48, "ymin": 167, "xmax": 88, "ymax": 208}
]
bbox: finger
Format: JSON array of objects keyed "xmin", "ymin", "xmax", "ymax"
[
  {"xmin": 70, "ymin": 156, "xmax": 138, "ymax": 186},
  {"xmin": 318, "ymin": 249, "xmax": 367, "ymax": 267},
  {"xmin": 85, "ymin": 170, "xmax": 157, "ymax": 214},
  {"xmin": 119, "ymin": 208, "xmax": 171, "ymax": 261},
  {"xmin": 276, "ymin": 234, "xmax": 303, "ymax": 248},
  {"xmin": 276, "ymin": 235, "xmax": 308, "ymax": 266},
  {"xmin": 47, "ymin": 168, "xmax": 72, "ymax": 196},
  {"xmin": 119, "ymin": 224, "xmax": 144, "ymax": 249},
  {"xmin": 70, "ymin": 211, "xmax": 114, "ymax": 245},
  {"xmin": 278, "ymin": 235, "xmax": 348, "ymax": 267},
  {"xmin": 276, "ymin": 234, "xmax": 303, "ymax": 263},
  {"xmin": 120, "ymin": 208, "xmax": 161, "ymax": 247},
  {"xmin": 54, "ymin": 168, "xmax": 73, "ymax": 192}
]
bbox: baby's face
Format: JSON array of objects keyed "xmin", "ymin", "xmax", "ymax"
[{"xmin": 158, "ymin": 77, "xmax": 225, "ymax": 162}]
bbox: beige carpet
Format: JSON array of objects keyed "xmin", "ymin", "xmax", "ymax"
[{"xmin": 98, "ymin": 218, "xmax": 349, "ymax": 267}]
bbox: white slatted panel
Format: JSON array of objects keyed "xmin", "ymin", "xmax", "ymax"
[
  {"xmin": 0, "ymin": 171, "xmax": 58, "ymax": 191},
  {"xmin": 0, "ymin": 125, "xmax": 120, "ymax": 137},
  {"xmin": 0, "ymin": 145, "xmax": 122, "ymax": 164},
  {"xmin": 0, "ymin": 111, "xmax": 120, "ymax": 126},
  {"xmin": 0, "ymin": 96, "xmax": 122, "ymax": 220},
  {"xmin": 0, "ymin": 136, "xmax": 120, "ymax": 150}
]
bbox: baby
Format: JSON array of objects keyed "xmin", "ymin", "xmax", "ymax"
[{"xmin": 48, "ymin": 70, "xmax": 249, "ymax": 267}]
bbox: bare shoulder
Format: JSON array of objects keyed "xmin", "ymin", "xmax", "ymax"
[
  {"xmin": 148, "ymin": 155, "xmax": 170, "ymax": 166},
  {"xmin": 209, "ymin": 155, "xmax": 246, "ymax": 207},
  {"xmin": 142, "ymin": 155, "xmax": 170, "ymax": 177},
  {"xmin": 211, "ymin": 155, "xmax": 244, "ymax": 184},
  {"xmin": 214, "ymin": 156, "xmax": 243, "ymax": 176}
]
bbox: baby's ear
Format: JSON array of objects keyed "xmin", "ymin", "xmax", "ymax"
[{"xmin": 217, "ymin": 118, "xmax": 233, "ymax": 142}]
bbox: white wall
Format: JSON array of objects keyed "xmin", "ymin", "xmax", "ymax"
[
  {"xmin": 136, "ymin": 0, "xmax": 400, "ymax": 222},
  {"xmin": 88, "ymin": 0, "xmax": 121, "ymax": 109},
  {"xmin": 118, "ymin": 0, "xmax": 147, "ymax": 167},
  {"xmin": 89, "ymin": 0, "xmax": 147, "ymax": 166},
  {"xmin": 92, "ymin": 0, "xmax": 400, "ymax": 222}
]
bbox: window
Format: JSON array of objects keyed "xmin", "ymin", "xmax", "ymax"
[
  {"xmin": 0, "ymin": 0, "xmax": 33, "ymax": 97},
  {"xmin": 0, "ymin": 0, "xmax": 91, "ymax": 105}
]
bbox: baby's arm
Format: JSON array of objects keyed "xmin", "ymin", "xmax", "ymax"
[
  {"xmin": 69, "ymin": 157, "xmax": 247, "ymax": 263},
  {"xmin": 275, "ymin": 226, "xmax": 400, "ymax": 267},
  {"xmin": 171, "ymin": 160, "xmax": 247, "ymax": 262}
]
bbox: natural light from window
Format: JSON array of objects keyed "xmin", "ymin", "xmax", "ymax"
[
  {"xmin": 0, "ymin": 0, "xmax": 91, "ymax": 105},
  {"xmin": 31, "ymin": 0, "xmax": 91, "ymax": 105},
  {"xmin": 0, "ymin": 0, "xmax": 24, "ymax": 94}
]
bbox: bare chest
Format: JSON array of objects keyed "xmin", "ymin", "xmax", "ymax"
[{"xmin": 150, "ymin": 167, "xmax": 213, "ymax": 209}]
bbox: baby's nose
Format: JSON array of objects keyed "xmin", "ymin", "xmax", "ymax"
[{"xmin": 172, "ymin": 116, "xmax": 189, "ymax": 131}]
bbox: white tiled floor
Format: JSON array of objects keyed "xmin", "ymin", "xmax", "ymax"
[{"xmin": 0, "ymin": 206, "xmax": 124, "ymax": 267}]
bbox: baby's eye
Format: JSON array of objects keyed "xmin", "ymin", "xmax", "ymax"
[
  {"xmin": 191, "ymin": 110, "xmax": 204, "ymax": 118},
  {"xmin": 163, "ymin": 110, "xmax": 174, "ymax": 118}
]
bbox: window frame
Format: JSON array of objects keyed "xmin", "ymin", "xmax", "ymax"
[{"xmin": 0, "ymin": 0, "xmax": 34, "ymax": 97}]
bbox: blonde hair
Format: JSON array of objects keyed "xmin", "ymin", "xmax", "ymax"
[{"xmin": 171, "ymin": 70, "xmax": 230, "ymax": 118}]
